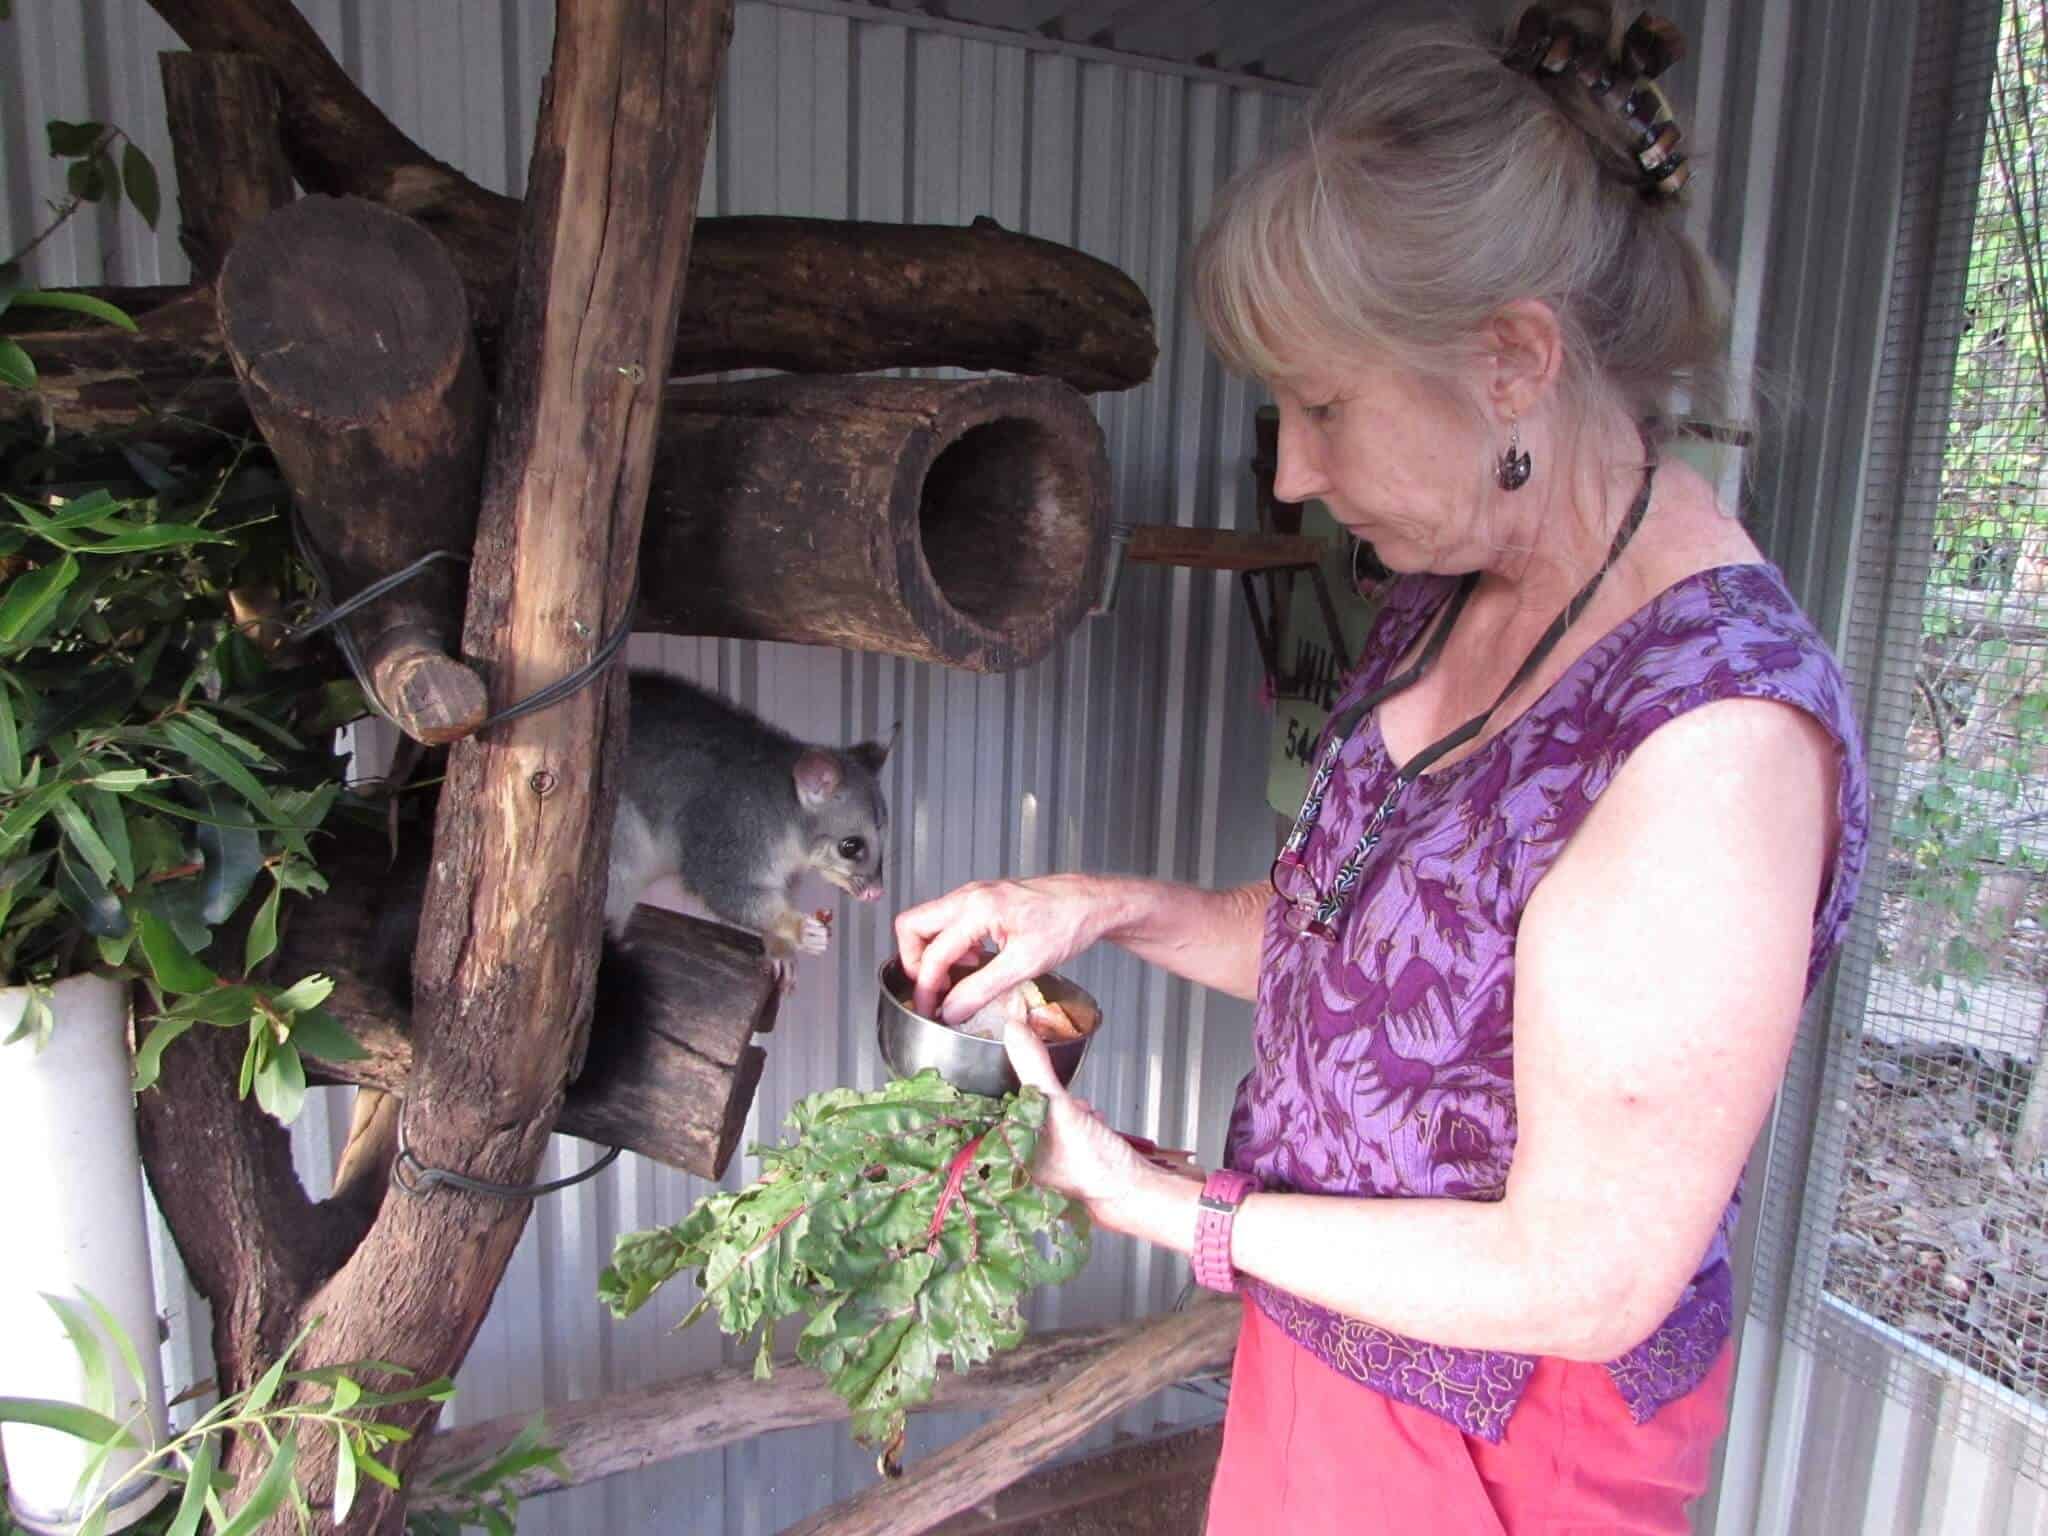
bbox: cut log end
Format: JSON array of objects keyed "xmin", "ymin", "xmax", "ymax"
[
  {"xmin": 218, "ymin": 194, "xmax": 473, "ymax": 422},
  {"xmin": 366, "ymin": 628, "xmax": 489, "ymax": 744}
]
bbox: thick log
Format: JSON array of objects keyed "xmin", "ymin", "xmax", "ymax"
[
  {"xmin": 146, "ymin": 0, "xmax": 1154, "ymax": 388},
  {"xmin": 7, "ymin": 211, "xmax": 1154, "ymax": 440},
  {"xmin": 232, "ymin": 0, "xmax": 734, "ymax": 1525},
  {"xmin": 218, "ymin": 195, "xmax": 490, "ymax": 746},
  {"xmin": 642, "ymin": 375, "xmax": 1110, "ymax": 673},
  {"xmin": 778, "ymin": 1297, "xmax": 1241, "ymax": 1536},
  {"xmin": 291, "ymin": 877, "xmax": 779, "ymax": 1180},
  {"xmin": 160, "ymin": 53, "xmax": 297, "ymax": 282},
  {"xmin": 409, "ymin": 1317, "xmax": 1154, "ymax": 1509}
]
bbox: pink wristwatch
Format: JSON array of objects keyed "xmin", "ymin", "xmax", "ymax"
[{"xmin": 1192, "ymin": 1169, "xmax": 1257, "ymax": 1293}]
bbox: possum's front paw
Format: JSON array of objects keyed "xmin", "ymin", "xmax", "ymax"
[{"xmin": 797, "ymin": 912, "xmax": 831, "ymax": 956}]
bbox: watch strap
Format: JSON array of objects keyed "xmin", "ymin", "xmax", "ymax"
[{"xmin": 1192, "ymin": 1169, "xmax": 1257, "ymax": 1293}]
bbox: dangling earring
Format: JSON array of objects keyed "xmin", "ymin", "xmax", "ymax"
[{"xmin": 1496, "ymin": 420, "xmax": 1533, "ymax": 492}]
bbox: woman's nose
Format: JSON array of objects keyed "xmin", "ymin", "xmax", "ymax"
[{"xmin": 1271, "ymin": 418, "xmax": 1327, "ymax": 504}]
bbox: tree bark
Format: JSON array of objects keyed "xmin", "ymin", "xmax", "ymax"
[
  {"xmin": 217, "ymin": 194, "xmax": 490, "ymax": 745},
  {"xmin": 159, "ymin": 52, "xmax": 298, "ymax": 282},
  {"xmin": 777, "ymin": 1297, "xmax": 1240, "ymax": 1536},
  {"xmin": 174, "ymin": 2, "xmax": 735, "ymax": 1527},
  {"xmin": 409, "ymin": 1318, "xmax": 1152, "ymax": 1508},
  {"xmin": 643, "ymin": 374, "xmax": 1109, "ymax": 673}
]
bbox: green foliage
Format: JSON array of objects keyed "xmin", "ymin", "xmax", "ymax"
[
  {"xmin": 1894, "ymin": 0, "xmax": 2048, "ymax": 993},
  {"xmin": 0, "ymin": 430, "xmax": 363, "ymax": 1122},
  {"xmin": 0, "ymin": 1296, "xmax": 551, "ymax": 1536},
  {"xmin": 601, "ymin": 1072, "xmax": 1089, "ymax": 1475}
]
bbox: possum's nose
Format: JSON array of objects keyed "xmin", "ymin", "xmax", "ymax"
[{"xmin": 859, "ymin": 883, "xmax": 884, "ymax": 902}]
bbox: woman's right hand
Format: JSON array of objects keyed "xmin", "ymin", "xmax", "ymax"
[{"xmin": 893, "ymin": 875, "xmax": 1122, "ymax": 1023}]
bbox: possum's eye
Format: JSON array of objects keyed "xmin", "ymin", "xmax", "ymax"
[{"xmin": 838, "ymin": 837, "xmax": 867, "ymax": 861}]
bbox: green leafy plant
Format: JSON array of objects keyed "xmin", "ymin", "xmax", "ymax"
[
  {"xmin": 0, "ymin": 69, "xmax": 163, "ymax": 394},
  {"xmin": 0, "ymin": 1295, "xmax": 557, "ymax": 1536},
  {"xmin": 601, "ymin": 1072, "xmax": 1090, "ymax": 1475},
  {"xmin": 0, "ymin": 434, "xmax": 363, "ymax": 1119}
]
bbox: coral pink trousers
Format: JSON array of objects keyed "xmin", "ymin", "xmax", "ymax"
[{"xmin": 1205, "ymin": 1299, "xmax": 1735, "ymax": 1535}]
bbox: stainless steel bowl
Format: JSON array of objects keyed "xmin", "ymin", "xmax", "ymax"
[{"xmin": 876, "ymin": 957, "xmax": 1099, "ymax": 1097}]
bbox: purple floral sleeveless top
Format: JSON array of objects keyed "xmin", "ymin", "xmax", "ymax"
[{"xmin": 1225, "ymin": 563, "xmax": 1869, "ymax": 1443}]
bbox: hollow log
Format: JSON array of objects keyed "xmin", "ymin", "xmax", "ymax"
[
  {"xmin": 160, "ymin": 53, "xmax": 297, "ymax": 282},
  {"xmin": 641, "ymin": 375, "xmax": 1111, "ymax": 673},
  {"xmin": 218, "ymin": 195, "xmax": 490, "ymax": 745}
]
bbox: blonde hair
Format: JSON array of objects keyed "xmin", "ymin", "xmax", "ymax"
[{"xmin": 1191, "ymin": 5, "xmax": 1729, "ymax": 435}]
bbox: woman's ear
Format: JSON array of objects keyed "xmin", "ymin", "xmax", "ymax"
[{"xmin": 1484, "ymin": 299, "xmax": 1566, "ymax": 421}]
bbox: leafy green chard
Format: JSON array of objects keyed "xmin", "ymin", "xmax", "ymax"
[{"xmin": 600, "ymin": 1071, "xmax": 1089, "ymax": 1472}]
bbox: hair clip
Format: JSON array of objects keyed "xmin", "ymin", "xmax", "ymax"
[
  {"xmin": 1500, "ymin": 10, "xmax": 1695, "ymax": 201},
  {"xmin": 1502, "ymin": 8, "xmax": 1554, "ymax": 71},
  {"xmin": 1637, "ymin": 120, "xmax": 1682, "ymax": 172},
  {"xmin": 1621, "ymin": 12, "xmax": 1686, "ymax": 80}
]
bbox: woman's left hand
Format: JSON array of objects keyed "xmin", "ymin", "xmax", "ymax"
[{"xmin": 1002, "ymin": 1016, "xmax": 1200, "ymax": 1233}]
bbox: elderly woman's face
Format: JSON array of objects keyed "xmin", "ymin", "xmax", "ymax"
[{"xmin": 1268, "ymin": 359, "xmax": 1492, "ymax": 575}]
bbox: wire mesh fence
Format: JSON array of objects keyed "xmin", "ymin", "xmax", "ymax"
[{"xmin": 1761, "ymin": 0, "xmax": 2048, "ymax": 1481}]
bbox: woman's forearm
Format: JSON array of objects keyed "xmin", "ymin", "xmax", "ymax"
[
  {"xmin": 1099, "ymin": 1166, "xmax": 1657, "ymax": 1362},
  {"xmin": 1093, "ymin": 877, "xmax": 1269, "ymax": 1001}
]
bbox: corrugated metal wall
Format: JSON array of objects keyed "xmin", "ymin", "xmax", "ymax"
[
  {"xmin": 22, "ymin": 0, "xmax": 2048, "ymax": 1529},
  {"xmin": 2, "ymin": 3, "xmax": 1295, "ymax": 1528}
]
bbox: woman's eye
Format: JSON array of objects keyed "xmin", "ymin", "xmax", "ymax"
[{"xmin": 838, "ymin": 837, "xmax": 866, "ymax": 860}]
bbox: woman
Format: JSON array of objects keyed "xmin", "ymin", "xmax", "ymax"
[{"xmin": 895, "ymin": 7, "xmax": 1868, "ymax": 1532}]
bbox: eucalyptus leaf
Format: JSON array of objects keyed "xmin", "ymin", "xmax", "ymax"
[
  {"xmin": 83, "ymin": 788, "xmax": 136, "ymax": 891},
  {"xmin": 43, "ymin": 1293, "xmax": 116, "ymax": 1417},
  {"xmin": 286, "ymin": 1005, "xmax": 363, "ymax": 1063},
  {"xmin": 194, "ymin": 793, "xmax": 262, "ymax": 925},
  {"xmin": 0, "ymin": 553, "xmax": 79, "ymax": 644},
  {"xmin": 213, "ymin": 1433, "xmax": 296, "ymax": 1536},
  {"xmin": 135, "ymin": 907, "xmax": 216, "ymax": 993},
  {"xmin": 252, "ymin": 1040, "xmax": 306, "ymax": 1123},
  {"xmin": 45, "ymin": 119, "xmax": 105, "ymax": 157},
  {"xmin": 245, "ymin": 878, "xmax": 282, "ymax": 972},
  {"xmin": 54, "ymin": 844, "xmax": 129, "ymax": 938},
  {"xmin": 0, "ymin": 1396, "xmax": 132, "ymax": 1446},
  {"xmin": 270, "ymin": 973, "xmax": 333, "ymax": 1013},
  {"xmin": 67, "ymin": 154, "xmax": 111, "ymax": 204},
  {"xmin": 164, "ymin": 1435, "xmax": 215, "ymax": 1536},
  {"xmin": 333, "ymin": 1428, "xmax": 360, "ymax": 1523},
  {"xmin": 50, "ymin": 790, "xmax": 118, "ymax": 886},
  {"xmin": 120, "ymin": 143, "xmax": 160, "ymax": 228},
  {"xmin": 131, "ymin": 1014, "xmax": 193, "ymax": 1093},
  {"xmin": 5, "ymin": 289, "xmax": 138, "ymax": 332},
  {"xmin": 0, "ymin": 340, "xmax": 32, "ymax": 391}
]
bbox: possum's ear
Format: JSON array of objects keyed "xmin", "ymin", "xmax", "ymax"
[
  {"xmin": 847, "ymin": 723, "xmax": 898, "ymax": 777},
  {"xmin": 794, "ymin": 749, "xmax": 844, "ymax": 806}
]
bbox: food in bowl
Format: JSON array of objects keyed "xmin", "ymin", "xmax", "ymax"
[{"xmin": 944, "ymin": 958, "xmax": 1099, "ymax": 1044}]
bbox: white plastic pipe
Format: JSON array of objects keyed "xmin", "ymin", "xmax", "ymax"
[{"xmin": 0, "ymin": 973, "xmax": 170, "ymax": 1535}]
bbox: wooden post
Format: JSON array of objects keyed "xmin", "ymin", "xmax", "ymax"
[
  {"xmin": 187, "ymin": 2, "xmax": 735, "ymax": 1525},
  {"xmin": 159, "ymin": 53, "xmax": 297, "ymax": 282},
  {"xmin": 217, "ymin": 195, "xmax": 490, "ymax": 746}
]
